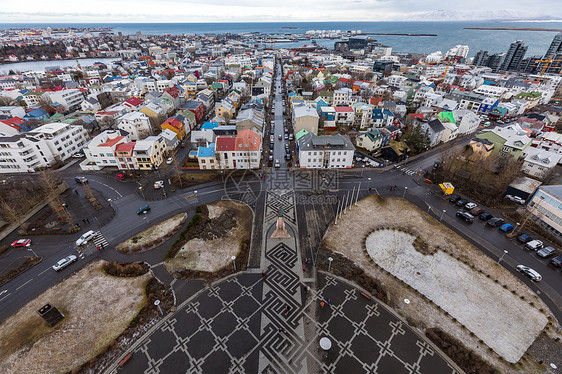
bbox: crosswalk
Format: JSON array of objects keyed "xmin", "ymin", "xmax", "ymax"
[
  {"xmin": 76, "ymin": 230, "xmax": 109, "ymax": 259},
  {"xmin": 395, "ymin": 165, "xmax": 421, "ymax": 176}
]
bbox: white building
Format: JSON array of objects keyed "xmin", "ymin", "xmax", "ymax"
[
  {"xmin": 47, "ymin": 89, "xmax": 84, "ymax": 111},
  {"xmin": 28, "ymin": 122, "xmax": 88, "ymax": 161},
  {"xmin": 333, "ymin": 88, "xmax": 352, "ymax": 106},
  {"xmin": 445, "ymin": 45, "xmax": 469, "ymax": 59},
  {"xmin": 117, "ymin": 111, "xmax": 153, "ymax": 141},
  {"xmin": 81, "ymin": 130, "xmax": 130, "ymax": 171},
  {"xmin": 521, "ymin": 148, "xmax": 562, "ymax": 180},
  {"xmin": 298, "ymin": 133, "xmax": 354, "ymax": 169},
  {"xmin": 0, "ymin": 106, "xmax": 25, "ymax": 118},
  {"xmin": 0, "ymin": 134, "xmax": 56, "ymax": 173}
]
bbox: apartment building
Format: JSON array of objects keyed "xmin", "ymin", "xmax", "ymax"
[
  {"xmin": 117, "ymin": 111, "xmax": 153, "ymax": 141},
  {"xmin": 81, "ymin": 130, "xmax": 130, "ymax": 171},
  {"xmin": 28, "ymin": 122, "xmax": 88, "ymax": 161},
  {"xmin": 134, "ymin": 136, "xmax": 166, "ymax": 170},
  {"xmin": 298, "ymin": 133, "xmax": 354, "ymax": 169},
  {"xmin": 0, "ymin": 134, "xmax": 55, "ymax": 173},
  {"xmin": 47, "ymin": 89, "xmax": 84, "ymax": 111}
]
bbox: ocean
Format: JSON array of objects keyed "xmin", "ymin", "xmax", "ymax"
[{"xmin": 1, "ymin": 21, "xmax": 561, "ymax": 58}]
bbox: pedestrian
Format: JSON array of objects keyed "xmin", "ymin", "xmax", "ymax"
[
  {"xmin": 101, "ymin": 243, "xmax": 104, "ymax": 250},
  {"xmin": 320, "ymin": 301, "xmax": 325, "ymax": 309},
  {"xmin": 285, "ymin": 304, "xmax": 290, "ymax": 312},
  {"xmin": 302, "ymin": 264, "xmax": 306, "ymax": 271},
  {"xmin": 86, "ymin": 218, "xmax": 90, "ymax": 224},
  {"xmin": 262, "ymin": 271, "xmax": 267, "ymax": 279},
  {"xmin": 74, "ymin": 189, "xmax": 78, "ymax": 195},
  {"xmin": 327, "ymin": 298, "xmax": 331, "ymax": 304},
  {"xmin": 97, "ymin": 245, "xmax": 100, "ymax": 251},
  {"xmin": 389, "ymin": 186, "xmax": 392, "ymax": 191}
]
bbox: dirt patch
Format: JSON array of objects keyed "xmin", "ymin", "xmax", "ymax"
[
  {"xmin": 0, "ymin": 256, "xmax": 41, "ymax": 287},
  {"xmin": 426, "ymin": 328, "xmax": 500, "ymax": 374},
  {"xmin": 115, "ymin": 213, "xmax": 187, "ymax": 253},
  {"xmin": 0, "ymin": 260, "xmax": 150, "ymax": 374},
  {"xmin": 166, "ymin": 201, "xmax": 252, "ymax": 277},
  {"xmin": 321, "ymin": 195, "xmax": 557, "ymax": 373}
]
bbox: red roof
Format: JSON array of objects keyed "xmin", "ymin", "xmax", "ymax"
[
  {"xmin": 100, "ymin": 135, "xmax": 125, "ymax": 147},
  {"xmin": 115, "ymin": 142, "xmax": 136, "ymax": 153},
  {"xmin": 370, "ymin": 97, "xmax": 383, "ymax": 106},
  {"xmin": 162, "ymin": 118, "xmax": 183, "ymax": 131},
  {"xmin": 124, "ymin": 97, "xmax": 143, "ymax": 107},
  {"xmin": 216, "ymin": 136, "xmax": 236, "ymax": 151},
  {"xmin": 163, "ymin": 86, "xmax": 180, "ymax": 98},
  {"xmin": 97, "ymin": 111, "xmax": 118, "ymax": 116},
  {"xmin": 338, "ymin": 78, "xmax": 352, "ymax": 84},
  {"xmin": 334, "ymin": 106, "xmax": 353, "ymax": 113},
  {"xmin": 235, "ymin": 129, "xmax": 261, "ymax": 152},
  {"xmin": 0, "ymin": 117, "xmax": 26, "ymax": 130}
]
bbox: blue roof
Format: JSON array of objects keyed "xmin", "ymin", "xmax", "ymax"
[
  {"xmin": 197, "ymin": 143, "xmax": 216, "ymax": 158},
  {"xmin": 26, "ymin": 108, "xmax": 48, "ymax": 118},
  {"xmin": 383, "ymin": 109, "xmax": 394, "ymax": 116},
  {"xmin": 372, "ymin": 108, "xmax": 383, "ymax": 119},
  {"xmin": 201, "ymin": 121, "xmax": 218, "ymax": 130}
]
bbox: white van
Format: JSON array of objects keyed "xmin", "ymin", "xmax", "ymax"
[{"xmin": 76, "ymin": 230, "xmax": 96, "ymax": 246}]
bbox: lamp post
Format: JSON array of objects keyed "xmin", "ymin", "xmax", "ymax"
[
  {"xmin": 440, "ymin": 210, "xmax": 446, "ymax": 222},
  {"xmin": 26, "ymin": 246, "xmax": 38, "ymax": 257},
  {"xmin": 498, "ymin": 250, "xmax": 508, "ymax": 264},
  {"xmin": 543, "ymin": 363, "xmax": 557, "ymax": 374},
  {"xmin": 231, "ymin": 256, "xmax": 237, "ymax": 271},
  {"xmin": 143, "ymin": 211, "xmax": 150, "ymax": 224},
  {"xmin": 154, "ymin": 300, "xmax": 163, "ymax": 316},
  {"xmin": 138, "ymin": 186, "xmax": 145, "ymax": 199},
  {"xmin": 402, "ymin": 186, "xmax": 407, "ymax": 198},
  {"xmin": 328, "ymin": 257, "xmax": 333, "ymax": 272},
  {"xmin": 402, "ymin": 298, "xmax": 410, "ymax": 313}
]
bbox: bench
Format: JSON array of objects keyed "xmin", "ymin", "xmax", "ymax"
[
  {"xmin": 118, "ymin": 353, "xmax": 132, "ymax": 368},
  {"xmin": 360, "ymin": 292, "xmax": 371, "ymax": 300}
]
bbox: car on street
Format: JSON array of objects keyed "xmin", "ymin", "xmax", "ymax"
[
  {"xmin": 268, "ymin": 155, "xmax": 273, "ymax": 162},
  {"xmin": 76, "ymin": 230, "xmax": 96, "ymax": 246},
  {"xmin": 154, "ymin": 180, "xmax": 164, "ymax": 189},
  {"xmin": 525, "ymin": 240, "xmax": 544, "ymax": 250},
  {"xmin": 72, "ymin": 151, "xmax": 85, "ymax": 158},
  {"xmin": 516, "ymin": 265, "xmax": 542, "ymax": 281},
  {"xmin": 517, "ymin": 234, "xmax": 532, "ymax": 243},
  {"xmin": 166, "ymin": 157, "xmax": 173, "ymax": 165},
  {"xmin": 53, "ymin": 255, "xmax": 78, "ymax": 271},
  {"xmin": 549, "ymin": 255, "xmax": 562, "ymax": 268},
  {"xmin": 137, "ymin": 205, "xmax": 150, "ymax": 214},
  {"xmin": 470, "ymin": 207, "xmax": 485, "ymax": 216},
  {"xmin": 499, "ymin": 223, "xmax": 514, "ymax": 232},
  {"xmin": 449, "ymin": 195, "xmax": 461, "ymax": 203},
  {"xmin": 464, "ymin": 202, "xmax": 477, "ymax": 210},
  {"xmin": 289, "ymin": 134, "xmax": 294, "ymax": 141},
  {"xmin": 74, "ymin": 176, "xmax": 88, "ymax": 184},
  {"xmin": 278, "ymin": 134, "xmax": 282, "ymax": 140},
  {"xmin": 479, "ymin": 212, "xmax": 493, "ymax": 220},
  {"xmin": 456, "ymin": 211, "xmax": 474, "ymax": 223},
  {"xmin": 274, "ymin": 159, "xmax": 280, "ymax": 168},
  {"xmin": 116, "ymin": 173, "xmax": 126, "ymax": 180},
  {"xmin": 284, "ymin": 134, "xmax": 288, "ymax": 140},
  {"xmin": 505, "ymin": 195, "xmax": 525, "ymax": 205},
  {"xmin": 487, "ymin": 217, "xmax": 505, "ymax": 227},
  {"xmin": 456, "ymin": 199, "xmax": 469, "ymax": 207},
  {"xmin": 285, "ymin": 154, "xmax": 291, "ymax": 160},
  {"xmin": 11, "ymin": 239, "xmax": 31, "ymax": 247},
  {"xmin": 536, "ymin": 246, "xmax": 556, "ymax": 258}
]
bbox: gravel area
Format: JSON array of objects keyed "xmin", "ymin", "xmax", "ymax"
[
  {"xmin": 115, "ymin": 213, "xmax": 187, "ymax": 252},
  {"xmin": 0, "ymin": 260, "xmax": 149, "ymax": 373},
  {"xmin": 365, "ymin": 229, "xmax": 546, "ymax": 363}
]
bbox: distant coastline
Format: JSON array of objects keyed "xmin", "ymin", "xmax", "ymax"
[{"xmin": 465, "ymin": 26, "xmax": 562, "ymax": 32}]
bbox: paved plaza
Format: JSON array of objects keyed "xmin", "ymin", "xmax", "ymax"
[{"xmin": 115, "ymin": 189, "xmax": 459, "ymax": 373}]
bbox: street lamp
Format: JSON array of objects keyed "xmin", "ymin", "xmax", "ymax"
[
  {"xmin": 27, "ymin": 246, "xmax": 38, "ymax": 257},
  {"xmin": 402, "ymin": 298, "xmax": 410, "ymax": 313},
  {"xmin": 143, "ymin": 211, "xmax": 150, "ymax": 224},
  {"xmin": 328, "ymin": 257, "xmax": 333, "ymax": 272},
  {"xmin": 543, "ymin": 363, "xmax": 557, "ymax": 374},
  {"xmin": 154, "ymin": 300, "xmax": 163, "ymax": 316},
  {"xmin": 498, "ymin": 250, "xmax": 508, "ymax": 264},
  {"xmin": 231, "ymin": 256, "xmax": 237, "ymax": 271},
  {"xmin": 440, "ymin": 210, "xmax": 446, "ymax": 222},
  {"xmin": 402, "ymin": 186, "xmax": 407, "ymax": 198}
]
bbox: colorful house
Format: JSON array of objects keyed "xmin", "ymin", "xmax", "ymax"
[{"xmin": 161, "ymin": 116, "xmax": 187, "ymax": 141}]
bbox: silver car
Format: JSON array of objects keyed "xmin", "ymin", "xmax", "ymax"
[{"xmin": 53, "ymin": 255, "xmax": 77, "ymax": 271}]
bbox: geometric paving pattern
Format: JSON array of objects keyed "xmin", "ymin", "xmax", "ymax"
[{"xmin": 265, "ymin": 189, "xmax": 296, "ymax": 225}]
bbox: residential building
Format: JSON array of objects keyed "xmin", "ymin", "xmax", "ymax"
[
  {"xmin": 139, "ymin": 101, "xmax": 167, "ymax": 125},
  {"xmin": 134, "ymin": 136, "xmax": 166, "ymax": 170},
  {"xmin": 419, "ymin": 119, "xmax": 445, "ymax": 147},
  {"xmin": 81, "ymin": 130, "xmax": 129, "ymax": 171},
  {"xmin": 47, "ymin": 89, "xmax": 84, "ymax": 111},
  {"xmin": 159, "ymin": 128, "xmax": 179, "ymax": 152},
  {"xmin": 545, "ymin": 32, "xmax": 562, "ymax": 58},
  {"xmin": 521, "ymin": 148, "xmax": 561, "ymax": 180},
  {"xmin": 161, "ymin": 115, "xmax": 187, "ymax": 141},
  {"xmin": 298, "ymin": 133, "xmax": 354, "ymax": 169},
  {"xmin": 528, "ymin": 185, "xmax": 562, "ymax": 238},
  {"xmin": 0, "ymin": 117, "xmax": 32, "ymax": 135},
  {"xmin": 294, "ymin": 106, "xmax": 319, "ymax": 135},
  {"xmin": 182, "ymin": 100, "xmax": 205, "ymax": 123},
  {"xmin": 356, "ymin": 129, "xmax": 385, "ymax": 152},
  {"xmin": 215, "ymin": 129, "xmax": 261, "ymax": 169},
  {"xmin": 197, "ymin": 143, "xmax": 217, "ymax": 169},
  {"xmin": 500, "ymin": 40, "xmax": 527, "ymax": 72},
  {"xmin": 28, "ymin": 122, "xmax": 88, "ymax": 161},
  {"xmin": 0, "ymin": 106, "xmax": 26, "ymax": 118},
  {"xmin": 334, "ymin": 106, "xmax": 355, "ymax": 127},
  {"xmin": 476, "ymin": 125, "xmax": 532, "ymax": 158},
  {"xmin": 117, "ymin": 111, "xmax": 152, "ymax": 141},
  {"xmin": 115, "ymin": 142, "xmax": 138, "ymax": 170},
  {"xmin": 0, "ymin": 134, "xmax": 56, "ymax": 173}
]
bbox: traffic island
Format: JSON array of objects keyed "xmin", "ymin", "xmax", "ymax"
[
  {"xmin": 0, "ymin": 260, "xmax": 152, "ymax": 374},
  {"xmin": 115, "ymin": 213, "xmax": 188, "ymax": 253},
  {"xmin": 165, "ymin": 201, "xmax": 252, "ymax": 280},
  {"xmin": 321, "ymin": 194, "xmax": 557, "ymax": 373}
]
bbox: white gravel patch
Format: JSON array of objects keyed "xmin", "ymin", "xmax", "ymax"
[{"xmin": 365, "ymin": 229, "xmax": 548, "ymax": 363}]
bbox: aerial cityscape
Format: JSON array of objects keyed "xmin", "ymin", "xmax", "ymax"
[{"xmin": 0, "ymin": 2, "xmax": 561, "ymax": 373}]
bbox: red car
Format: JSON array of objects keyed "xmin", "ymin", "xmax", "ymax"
[
  {"xmin": 11, "ymin": 239, "xmax": 31, "ymax": 247},
  {"xmin": 116, "ymin": 173, "xmax": 126, "ymax": 180}
]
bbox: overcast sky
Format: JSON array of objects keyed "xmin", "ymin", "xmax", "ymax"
[{"xmin": 2, "ymin": 0, "xmax": 562, "ymax": 23}]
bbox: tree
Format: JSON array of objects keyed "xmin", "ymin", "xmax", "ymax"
[
  {"xmin": 8, "ymin": 70, "xmax": 15, "ymax": 75},
  {"xmin": 403, "ymin": 124, "xmax": 430, "ymax": 155}
]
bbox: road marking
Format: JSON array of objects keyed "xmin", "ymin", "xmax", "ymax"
[
  {"xmin": 37, "ymin": 267, "xmax": 51, "ymax": 277},
  {"xmin": 0, "ymin": 290, "xmax": 6, "ymax": 296},
  {"xmin": 91, "ymin": 180, "xmax": 123, "ymax": 198},
  {"xmin": 15, "ymin": 279, "xmax": 33, "ymax": 291},
  {"xmin": 0, "ymin": 292, "xmax": 10, "ymax": 302}
]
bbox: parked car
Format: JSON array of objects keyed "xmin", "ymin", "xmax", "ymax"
[
  {"xmin": 516, "ymin": 265, "xmax": 542, "ymax": 281},
  {"xmin": 464, "ymin": 202, "xmax": 477, "ymax": 210},
  {"xmin": 74, "ymin": 176, "xmax": 88, "ymax": 184},
  {"xmin": 285, "ymin": 154, "xmax": 291, "ymax": 160},
  {"xmin": 487, "ymin": 217, "xmax": 505, "ymax": 227},
  {"xmin": 470, "ymin": 208, "xmax": 485, "ymax": 216},
  {"xmin": 116, "ymin": 173, "xmax": 126, "ymax": 180},
  {"xmin": 499, "ymin": 223, "xmax": 514, "ymax": 232},
  {"xmin": 549, "ymin": 255, "xmax": 562, "ymax": 268},
  {"xmin": 154, "ymin": 180, "xmax": 164, "ymax": 189},
  {"xmin": 517, "ymin": 234, "xmax": 532, "ymax": 243},
  {"xmin": 284, "ymin": 134, "xmax": 288, "ymax": 140},
  {"xmin": 456, "ymin": 199, "xmax": 469, "ymax": 207},
  {"xmin": 52, "ymin": 255, "xmax": 77, "ymax": 272},
  {"xmin": 479, "ymin": 212, "xmax": 493, "ymax": 221},
  {"xmin": 537, "ymin": 246, "xmax": 556, "ymax": 258},
  {"xmin": 456, "ymin": 211, "xmax": 474, "ymax": 223},
  {"xmin": 76, "ymin": 230, "xmax": 96, "ymax": 246},
  {"xmin": 268, "ymin": 155, "xmax": 273, "ymax": 162},
  {"xmin": 72, "ymin": 151, "xmax": 85, "ymax": 158},
  {"xmin": 525, "ymin": 240, "xmax": 544, "ymax": 250},
  {"xmin": 449, "ymin": 195, "xmax": 461, "ymax": 203},
  {"xmin": 11, "ymin": 239, "xmax": 31, "ymax": 247},
  {"xmin": 505, "ymin": 195, "xmax": 525, "ymax": 205},
  {"xmin": 166, "ymin": 157, "xmax": 173, "ymax": 165},
  {"xmin": 289, "ymin": 134, "xmax": 294, "ymax": 141},
  {"xmin": 136, "ymin": 205, "xmax": 150, "ymax": 214},
  {"xmin": 274, "ymin": 159, "xmax": 280, "ymax": 168}
]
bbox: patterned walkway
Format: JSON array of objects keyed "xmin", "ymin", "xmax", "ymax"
[{"xmin": 114, "ymin": 189, "xmax": 459, "ymax": 373}]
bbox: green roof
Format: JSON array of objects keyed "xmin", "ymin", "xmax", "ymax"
[
  {"xmin": 295, "ymin": 129, "xmax": 309, "ymax": 140},
  {"xmin": 437, "ymin": 111, "xmax": 456, "ymax": 124}
]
